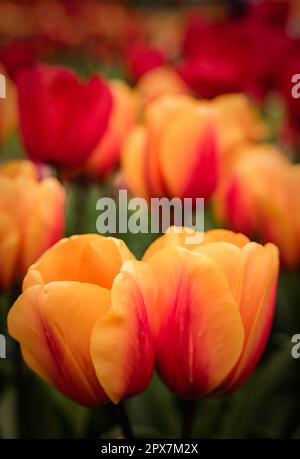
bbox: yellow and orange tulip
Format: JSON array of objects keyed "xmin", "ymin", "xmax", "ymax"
[
  {"xmin": 137, "ymin": 66, "xmax": 190, "ymax": 105},
  {"xmin": 211, "ymin": 94, "xmax": 267, "ymax": 179},
  {"xmin": 8, "ymin": 234, "xmax": 155, "ymax": 406},
  {"xmin": 0, "ymin": 160, "xmax": 65, "ymax": 289},
  {"xmin": 143, "ymin": 227, "xmax": 279, "ymax": 396},
  {"xmin": 122, "ymin": 95, "xmax": 218, "ymax": 201},
  {"xmin": 214, "ymin": 145, "xmax": 300, "ymax": 269}
]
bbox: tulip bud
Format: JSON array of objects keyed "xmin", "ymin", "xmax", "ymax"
[
  {"xmin": 0, "ymin": 160, "xmax": 65, "ymax": 290},
  {"xmin": 8, "ymin": 234, "xmax": 155, "ymax": 406},
  {"xmin": 143, "ymin": 227, "xmax": 279, "ymax": 396}
]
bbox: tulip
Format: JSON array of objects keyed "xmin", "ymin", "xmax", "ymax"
[
  {"xmin": 0, "ymin": 41, "xmax": 40, "ymax": 81},
  {"xmin": 8, "ymin": 234, "xmax": 154, "ymax": 406},
  {"xmin": 16, "ymin": 64, "xmax": 112, "ymax": 168},
  {"xmin": 214, "ymin": 145, "xmax": 300, "ymax": 269},
  {"xmin": 179, "ymin": 12, "xmax": 289, "ymax": 100},
  {"xmin": 126, "ymin": 45, "xmax": 166, "ymax": 81},
  {"xmin": 137, "ymin": 66, "xmax": 190, "ymax": 105},
  {"xmin": 143, "ymin": 226, "xmax": 279, "ymax": 396},
  {"xmin": 0, "ymin": 160, "xmax": 65, "ymax": 290},
  {"xmin": 84, "ymin": 80, "xmax": 141, "ymax": 179},
  {"xmin": 0, "ymin": 65, "xmax": 18, "ymax": 147},
  {"xmin": 122, "ymin": 95, "xmax": 218, "ymax": 201},
  {"xmin": 211, "ymin": 94, "xmax": 267, "ymax": 179}
]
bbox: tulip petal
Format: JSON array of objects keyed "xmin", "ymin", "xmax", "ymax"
[
  {"xmin": 218, "ymin": 242, "xmax": 279, "ymax": 393},
  {"xmin": 145, "ymin": 96, "xmax": 195, "ymax": 197},
  {"xmin": 143, "ymin": 226, "xmax": 203, "ymax": 261},
  {"xmin": 90, "ymin": 260, "xmax": 155, "ymax": 404},
  {"xmin": 0, "ymin": 160, "xmax": 37, "ymax": 181},
  {"xmin": 121, "ymin": 126, "xmax": 149, "ymax": 199},
  {"xmin": 22, "ymin": 177, "xmax": 65, "ymax": 273},
  {"xmin": 202, "ymin": 229, "xmax": 250, "ymax": 248},
  {"xmin": 193, "ymin": 242, "xmax": 241, "ymax": 293},
  {"xmin": 0, "ymin": 212, "xmax": 20, "ymax": 289},
  {"xmin": 8, "ymin": 281, "xmax": 111, "ymax": 406},
  {"xmin": 160, "ymin": 105, "xmax": 218, "ymax": 199},
  {"xmin": 147, "ymin": 246, "xmax": 244, "ymax": 396},
  {"xmin": 24, "ymin": 234, "xmax": 134, "ymax": 290}
]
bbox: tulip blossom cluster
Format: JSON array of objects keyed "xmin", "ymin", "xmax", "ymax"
[
  {"xmin": 214, "ymin": 145, "xmax": 300, "ymax": 269},
  {"xmin": 8, "ymin": 227, "xmax": 279, "ymax": 405},
  {"xmin": 0, "ymin": 0, "xmax": 299, "ymax": 442},
  {"xmin": 0, "ymin": 160, "xmax": 65, "ymax": 290}
]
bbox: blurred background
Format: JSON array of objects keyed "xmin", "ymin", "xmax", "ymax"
[{"xmin": 0, "ymin": 0, "xmax": 300, "ymax": 439}]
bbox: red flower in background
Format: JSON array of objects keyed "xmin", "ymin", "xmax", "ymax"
[
  {"xmin": 246, "ymin": 0, "xmax": 290, "ymax": 28},
  {"xmin": 0, "ymin": 41, "xmax": 41, "ymax": 81},
  {"xmin": 178, "ymin": 4, "xmax": 294, "ymax": 101},
  {"xmin": 16, "ymin": 64, "xmax": 113, "ymax": 168},
  {"xmin": 276, "ymin": 44, "xmax": 300, "ymax": 146},
  {"xmin": 126, "ymin": 44, "xmax": 166, "ymax": 81}
]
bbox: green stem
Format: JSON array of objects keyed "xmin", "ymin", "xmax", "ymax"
[
  {"xmin": 8, "ymin": 282, "xmax": 26, "ymax": 438},
  {"xmin": 73, "ymin": 177, "xmax": 89, "ymax": 235},
  {"xmin": 53, "ymin": 165, "xmax": 64, "ymax": 184},
  {"xmin": 181, "ymin": 398, "xmax": 198, "ymax": 439},
  {"xmin": 115, "ymin": 401, "xmax": 134, "ymax": 439}
]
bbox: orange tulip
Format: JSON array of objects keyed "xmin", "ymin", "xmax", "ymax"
[
  {"xmin": 137, "ymin": 66, "xmax": 190, "ymax": 105},
  {"xmin": 0, "ymin": 66, "xmax": 18, "ymax": 147},
  {"xmin": 8, "ymin": 234, "xmax": 155, "ymax": 406},
  {"xmin": 212, "ymin": 94, "xmax": 266, "ymax": 152},
  {"xmin": 122, "ymin": 95, "xmax": 218, "ymax": 201},
  {"xmin": 211, "ymin": 94, "xmax": 267, "ymax": 180},
  {"xmin": 143, "ymin": 226, "xmax": 279, "ymax": 396},
  {"xmin": 214, "ymin": 145, "xmax": 300, "ymax": 269},
  {"xmin": 84, "ymin": 80, "xmax": 141, "ymax": 179},
  {"xmin": 0, "ymin": 160, "xmax": 65, "ymax": 290}
]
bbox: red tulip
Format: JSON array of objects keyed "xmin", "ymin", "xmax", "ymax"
[
  {"xmin": 16, "ymin": 64, "xmax": 113, "ymax": 167},
  {"xmin": 126, "ymin": 45, "xmax": 166, "ymax": 81},
  {"xmin": 0, "ymin": 40, "xmax": 41, "ymax": 81}
]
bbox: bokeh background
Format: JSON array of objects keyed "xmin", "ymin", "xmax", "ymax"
[{"xmin": 0, "ymin": 0, "xmax": 300, "ymax": 439}]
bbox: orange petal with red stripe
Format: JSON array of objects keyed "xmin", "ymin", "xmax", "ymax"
[
  {"xmin": 8, "ymin": 282, "xmax": 111, "ymax": 406},
  {"xmin": 90, "ymin": 260, "xmax": 155, "ymax": 403},
  {"xmin": 146, "ymin": 246, "xmax": 244, "ymax": 396}
]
